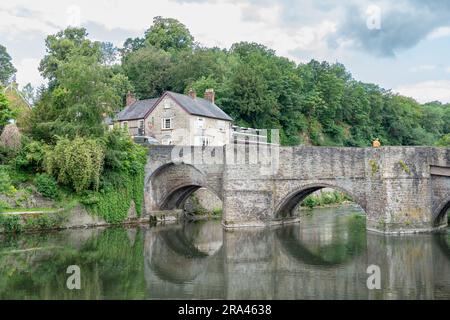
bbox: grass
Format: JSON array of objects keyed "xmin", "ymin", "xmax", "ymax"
[{"xmin": 1, "ymin": 207, "xmax": 58, "ymax": 213}]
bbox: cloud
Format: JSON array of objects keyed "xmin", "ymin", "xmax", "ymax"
[
  {"xmin": 410, "ymin": 64, "xmax": 436, "ymax": 72},
  {"xmin": 328, "ymin": 1, "xmax": 450, "ymax": 57},
  {"xmin": 395, "ymin": 80, "xmax": 450, "ymax": 103},
  {"xmin": 14, "ymin": 58, "xmax": 44, "ymax": 89},
  {"xmin": 427, "ymin": 26, "xmax": 450, "ymax": 39}
]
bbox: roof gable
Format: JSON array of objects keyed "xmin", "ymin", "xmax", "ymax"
[
  {"xmin": 116, "ymin": 91, "xmax": 233, "ymax": 122},
  {"xmin": 161, "ymin": 91, "xmax": 233, "ymax": 121}
]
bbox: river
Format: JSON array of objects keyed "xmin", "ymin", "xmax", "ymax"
[{"xmin": 0, "ymin": 205, "xmax": 449, "ymax": 299}]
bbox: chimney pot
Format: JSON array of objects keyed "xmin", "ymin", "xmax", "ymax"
[
  {"xmin": 126, "ymin": 91, "xmax": 136, "ymax": 107},
  {"xmin": 204, "ymin": 88, "xmax": 215, "ymax": 104},
  {"xmin": 188, "ymin": 88, "xmax": 197, "ymax": 99}
]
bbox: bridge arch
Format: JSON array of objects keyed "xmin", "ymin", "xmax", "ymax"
[
  {"xmin": 434, "ymin": 197, "xmax": 450, "ymax": 227},
  {"xmin": 147, "ymin": 162, "xmax": 222, "ymax": 211},
  {"xmin": 275, "ymin": 183, "xmax": 365, "ymax": 218}
]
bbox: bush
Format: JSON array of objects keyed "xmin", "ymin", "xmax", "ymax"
[
  {"xmin": 34, "ymin": 173, "xmax": 59, "ymax": 199},
  {"xmin": 0, "ymin": 200, "xmax": 11, "ymax": 211},
  {"xmin": 45, "ymin": 137, "xmax": 105, "ymax": 193},
  {"xmin": 0, "ymin": 214, "xmax": 23, "ymax": 233},
  {"xmin": 14, "ymin": 138, "xmax": 46, "ymax": 172},
  {"xmin": 0, "ymin": 166, "xmax": 11, "ymax": 193}
]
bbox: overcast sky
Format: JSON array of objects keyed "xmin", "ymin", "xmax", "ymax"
[{"xmin": 1, "ymin": 0, "xmax": 450, "ymax": 103}]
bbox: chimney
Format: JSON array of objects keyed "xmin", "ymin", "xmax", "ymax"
[
  {"xmin": 126, "ymin": 91, "xmax": 136, "ymax": 107},
  {"xmin": 204, "ymin": 88, "xmax": 215, "ymax": 104},
  {"xmin": 188, "ymin": 88, "xmax": 197, "ymax": 99}
]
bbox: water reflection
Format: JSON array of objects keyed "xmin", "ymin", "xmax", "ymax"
[{"xmin": 0, "ymin": 206, "xmax": 449, "ymax": 300}]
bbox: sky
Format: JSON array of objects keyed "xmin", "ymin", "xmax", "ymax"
[{"xmin": 1, "ymin": 0, "xmax": 450, "ymax": 103}]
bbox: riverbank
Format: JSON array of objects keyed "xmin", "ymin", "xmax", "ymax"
[{"xmin": 300, "ymin": 190, "xmax": 353, "ymax": 209}]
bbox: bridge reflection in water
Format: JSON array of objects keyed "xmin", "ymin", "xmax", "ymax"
[{"xmin": 0, "ymin": 206, "xmax": 449, "ymax": 299}]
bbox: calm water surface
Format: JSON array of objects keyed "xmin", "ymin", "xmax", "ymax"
[{"xmin": 0, "ymin": 205, "xmax": 449, "ymax": 299}]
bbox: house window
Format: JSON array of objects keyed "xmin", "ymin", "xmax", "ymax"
[
  {"xmin": 162, "ymin": 118, "xmax": 173, "ymax": 130},
  {"xmin": 197, "ymin": 118, "xmax": 205, "ymax": 129},
  {"xmin": 202, "ymin": 136, "xmax": 212, "ymax": 146},
  {"xmin": 121, "ymin": 121, "xmax": 128, "ymax": 129}
]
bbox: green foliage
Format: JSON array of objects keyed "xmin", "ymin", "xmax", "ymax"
[
  {"xmin": 28, "ymin": 27, "xmax": 132, "ymax": 142},
  {"xmin": 301, "ymin": 191, "xmax": 352, "ymax": 209},
  {"xmin": 14, "ymin": 138, "xmax": 46, "ymax": 172},
  {"xmin": 0, "ymin": 91, "xmax": 16, "ymax": 129},
  {"xmin": 45, "ymin": 137, "xmax": 105, "ymax": 193},
  {"xmin": 398, "ymin": 160, "xmax": 411, "ymax": 174},
  {"xmin": 436, "ymin": 134, "xmax": 450, "ymax": 147},
  {"xmin": 144, "ymin": 16, "xmax": 194, "ymax": 52},
  {"xmin": 0, "ymin": 45, "xmax": 16, "ymax": 86},
  {"xmin": 0, "ymin": 166, "xmax": 12, "ymax": 194},
  {"xmin": 0, "ymin": 214, "xmax": 23, "ymax": 233},
  {"xmin": 369, "ymin": 160, "xmax": 379, "ymax": 176},
  {"xmin": 34, "ymin": 173, "xmax": 59, "ymax": 200},
  {"xmin": 83, "ymin": 129, "xmax": 146, "ymax": 223},
  {"xmin": 0, "ymin": 200, "xmax": 11, "ymax": 211},
  {"xmin": 122, "ymin": 46, "xmax": 171, "ymax": 98},
  {"xmin": 86, "ymin": 171, "xmax": 144, "ymax": 224},
  {"xmin": 24, "ymin": 214, "xmax": 60, "ymax": 230}
]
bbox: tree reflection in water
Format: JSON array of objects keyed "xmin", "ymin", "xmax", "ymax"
[{"xmin": 0, "ymin": 207, "xmax": 449, "ymax": 299}]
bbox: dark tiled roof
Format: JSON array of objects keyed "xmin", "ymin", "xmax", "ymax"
[
  {"xmin": 116, "ymin": 98, "xmax": 159, "ymax": 121},
  {"xmin": 115, "ymin": 92, "xmax": 233, "ymax": 122},
  {"xmin": 167, "ymin": 91, "xmax": 233, "ymax": 121}
]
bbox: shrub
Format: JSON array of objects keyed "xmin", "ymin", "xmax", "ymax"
[
  {"xmin": 14, "ymin": 138, "xmax": 46, "ymax": 172},
  {"xmin": 0, "ymin": 166, "xmax": 12, "ymax": 193},
  {"xmin": 0, "ymin": 214, "xmax": 23, "ymax": 233},
  {"xmin": 0, "ymin": 200, "xmax": 11, "ymax": 211},
  {"xmin": 34, "ymin": 173, "xmax": 59, "ymax": 199},
  {"xmin": 45, "ymin": 137, "xmax": 105, "ymax": 193}
]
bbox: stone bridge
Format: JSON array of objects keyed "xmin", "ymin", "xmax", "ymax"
[{"xmin": 144, "ymin": 145, "xmax": 450, "ymax": 234}]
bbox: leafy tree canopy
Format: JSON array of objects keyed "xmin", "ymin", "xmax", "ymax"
[{"xmin": 0, "ymin": 45, "xmax": 16, "ymax": 86}]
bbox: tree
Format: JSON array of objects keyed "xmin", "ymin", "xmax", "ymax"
[
  {"xmin": 39, "ymin": 27, "xmax": 102, "ymax": 85},
  {"xmin": 144, "ymin": 16, "xmax": 194, "ymax": 52},
  {"xmin": 120, "ymin": 37, "xmax": 145, "ymax": 57},
  {"xmin": 21, "ymin": 83, "xmax": 36, "ymax": 105},
  {"xmin": 0, "ymin": 91, "xmax": 16, "ymax": 130},
  {"xmin": 0, "ymin": 45, "xmax": 16, "ymax": 85},
  {"xmin": 101, "ymin": 42, "xmax": 119, "ymax": 66},
  {"xmin": 122, "ymin": 46, "xmax": 172, "ymax": 98},
  {"xmin": 29, "ymin": 54, "xmax": 127, "ymax": 141}
]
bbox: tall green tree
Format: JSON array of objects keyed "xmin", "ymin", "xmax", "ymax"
[
  {"xmin": 0, "ymin": 91, "xmax": 16, "ymax": 130},
  {"xmin": 0, "ymin": 45, "xmax": 16, "ymax": 85},
  {"xmin": 39, "ymin": 27, "xmax": 102, "ymax": 85},
  {"xmin": 122, "ymin": 46, "xmax": 172, "ymax": 98},
  {"xmin": 144, "ymin": 16, "xmax": 194, "ymax": 52}
]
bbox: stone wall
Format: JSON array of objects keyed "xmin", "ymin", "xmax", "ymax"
[{"xmin": 145, "ymin": 145, "xmax": 450, "ymax": 234}]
